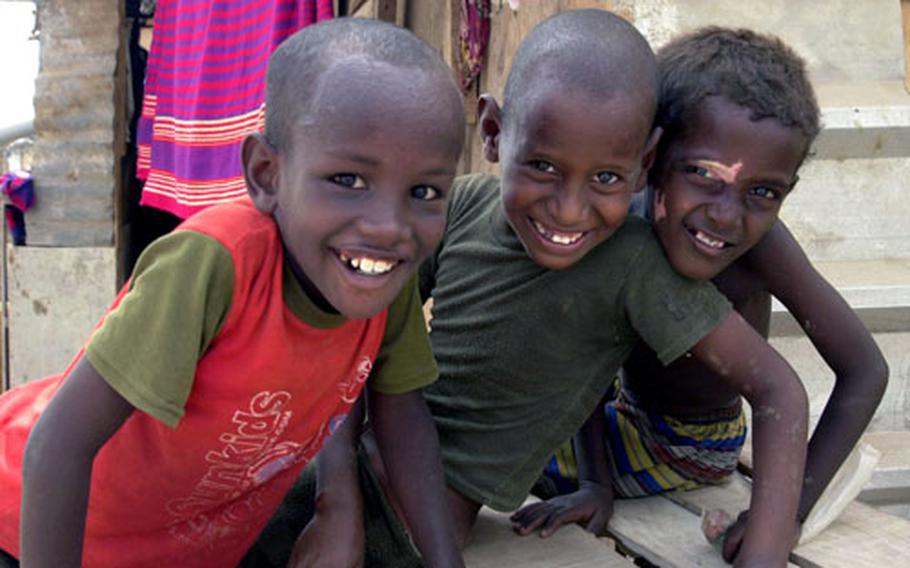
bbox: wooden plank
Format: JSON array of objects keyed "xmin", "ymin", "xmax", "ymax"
[
  {"xmin": 374, "ymin": 0, "xmax": 405, "ymax": 25},
  {"xmin": 609, "ymin": 497, "xmax": 731, "ymax": 568},
  {"xmin": 351, "ymin": 0, "xmax": 375, "ymax": 18},
  {"xmin": 791, "ymin": 501, "xmax": 910, "ymax": 568},
  {"xmin": 669, "ymin": 472, "xmax": 910, "ymax": 568},
  {"xmin": 464, "ymin": 504, "xmax": 631, "ymax": 568},
  {"xmin": 348, "ymin": 0, "xmax": 370, "ymax": 15},
  {"xmin": 664, "ymin": 474, "xmax": 752, "ymax": 518}
]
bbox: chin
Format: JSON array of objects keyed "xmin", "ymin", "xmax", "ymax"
[{"xmin": 668, "ymin": 252, "xmax": 723, "ymax": 281}]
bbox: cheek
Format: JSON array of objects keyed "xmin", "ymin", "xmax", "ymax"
[
  {"xmin": 743, "ymin": 213, "xmax": 779, "ymax": 245},
  {"xmin": 414, "ymin": 211, "xmax": 447, "ymax": 250},
  {"xmin": 594, "ymin": 195, "xmax": 633, "ymax": 227}
]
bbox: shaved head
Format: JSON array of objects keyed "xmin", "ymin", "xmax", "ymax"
[
  {"xmin": 502, "ymin": 9, "xmax": 658, "ymax": 131},
  {"xmin": 265, "ymin": 18, "xmax": 463, "ymax": 151}
]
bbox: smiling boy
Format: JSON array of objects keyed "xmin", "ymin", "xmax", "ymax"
[
  {"xmin": 0, "ymin": 19, "xmax": 466, "ymax": 568},
  {"xmin": 632, "ymin": 28, "xmax": 888, "ymax": 556},
  {"xmin": 248, "ymin": 11, "xmax": 809, "ymax": 568},
  {"xmin": 533, "ymin": 27, "xmax": 888, "ymax": 563}
]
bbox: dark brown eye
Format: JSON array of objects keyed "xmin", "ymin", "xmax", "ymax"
[
  {"xmin": 331, "ymin": 174, "xmax": 366, "ymax": 189},
  {"xmin": 411, "ymin": 185, "xmax": 440, "ymax": 201}
]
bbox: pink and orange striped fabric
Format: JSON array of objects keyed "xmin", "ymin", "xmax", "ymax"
[{"xmin": 137, "ymin": 0, "xmax": 333, "ymax": 218}]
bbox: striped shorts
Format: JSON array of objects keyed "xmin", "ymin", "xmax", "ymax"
[{"xmin": 543, "ymin": 392, "xmax": 746, "ymax": 498}]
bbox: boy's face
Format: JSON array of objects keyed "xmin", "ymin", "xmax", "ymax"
[
  {"xmin": 244, "ymin": 60, "xmax": 462, "ymax": 319},
  {"xmin": 651, "ymin": 96, "xmax": 807, "ymax": 280},
  {"xmin": 483, "ymin": 88, "xmax": 659, "ymax": 270}
]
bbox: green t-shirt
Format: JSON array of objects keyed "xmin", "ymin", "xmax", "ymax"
[
  {"xmin": 86, "ymin": 230, "xmax": 436, "ymax": 427},
  {"xmin": 420, "ymin": 173, "xmax": 732, "ymax": 510}
]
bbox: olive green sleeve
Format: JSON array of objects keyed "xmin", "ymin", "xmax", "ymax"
[
  {"xmin": 369, "ymin": 275, "xmax": 438, "ymax": 394},
  {"xmin": 623, "ymin": 236, "xmax": 732, "ymax": 365},
  {"xmin": 85, "ymin": 231, "xmax": 234, "ymax": 428}
]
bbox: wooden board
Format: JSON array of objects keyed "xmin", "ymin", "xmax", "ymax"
[
  {"xmin": 609, "ymin": 496, "xmax": 733, "ymax": 568},
  {"xmin": 464, "ymin": 504, "xmax": 631, "ymax": 568},
  {"xmin": 668, "ymin": 472, "xmax": 910, "ymax": 568}
]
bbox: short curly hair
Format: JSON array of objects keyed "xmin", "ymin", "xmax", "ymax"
[{"xmin": 656, "ymin": 27, "xmax": 820, "ymax": 156}]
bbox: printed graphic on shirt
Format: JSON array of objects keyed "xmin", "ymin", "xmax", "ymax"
[
  {"xmin": 338, "ymin": 356, "xmax": 372, "ymax": 403},
  {"xmin": 165, "ymin": 390, "xmax": 325, "ymax": 548}
]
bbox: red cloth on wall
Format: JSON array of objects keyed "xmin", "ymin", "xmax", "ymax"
[{"xmin": 137, "ymin": 0, "xmax": 333, "ymax": 218}]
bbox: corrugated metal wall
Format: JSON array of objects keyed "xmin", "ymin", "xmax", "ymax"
[{"xmin": 29, "ymin": 0, "xmax": 124, "ymax": 247}]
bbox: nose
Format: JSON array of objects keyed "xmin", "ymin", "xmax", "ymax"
[
  {"xmin": 548, "ymin": 182, "xmax": 589, "ymax": 227},
  {"xmin": 704, "ymin": 191, "xmax": 743, "ymax": 231},
  {"xmin": 357, "ymin": 194, "xmax": 412, "ymax": 245}
]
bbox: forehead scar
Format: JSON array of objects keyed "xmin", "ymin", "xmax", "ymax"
[{"xmin": 694, "ymin": 159, "xmax": 743, "ymax": 184}]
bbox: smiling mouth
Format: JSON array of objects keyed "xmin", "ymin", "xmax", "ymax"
[
  {"xmin": 687, "ymin": 227, "xmax": 732, "ymax": 251},
  {"xmin": 532, "ymin": 219, "xmax": 586, "ymax": 246},
  {"xmin": 337, "ymin": 252, "xmax": 399, "ymax": 276}
]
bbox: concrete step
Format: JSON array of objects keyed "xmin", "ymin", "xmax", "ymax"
[
  {"xmin": 813, "ymin": 80, "xmax": 910, "ymax": 161},
  {"xmin": 768, "ymin": 331, "xmax": 910, "ymax": 433},
  {"xmin": 770, "ymin": 258, "xmax": 910, "ymax": 335},
  {"xmin": 857, "ymin": 431, "xmax": 910, "ymax": 520},
  {"xmin": 778, "ymin": 81, "xmax": 910, "ymax": 263}
]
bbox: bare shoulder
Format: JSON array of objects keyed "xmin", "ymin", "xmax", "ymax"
[{"xmin": 737, "ymin": 221, "xmax": 819, "ymax": 301}]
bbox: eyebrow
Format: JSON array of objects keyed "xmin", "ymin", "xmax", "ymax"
[
  {"xmin": 322, "ymin": 150, "xmax": 455, "ymax": 178},
  {"xmin": 692, "ymin": 159, "xmax": 742, "ymax": 184},
  {"xmin": 691, "ymin": 159, "xmax": 794, "ymax": 188}
]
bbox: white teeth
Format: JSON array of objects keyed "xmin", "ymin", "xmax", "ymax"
[
  {"xmin": 694, "ymin": 230, "xmax": 725, "ymax": 249},
  {"xmin": 533, "ymin": 220, "xmax": 584, "ymax": 246},
  {"xmin": 339, "ymin": 253, "xmax": 396, "ymax": 275}
]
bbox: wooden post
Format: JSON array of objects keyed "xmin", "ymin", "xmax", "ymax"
[{"xmin": 903, "ymin": 0, "xmax": 910, "ymax": 93}]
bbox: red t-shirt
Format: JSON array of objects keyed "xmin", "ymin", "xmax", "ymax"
[{"xmin": 0, "ymin": 201, "xmax": 388, "ymax": 566}]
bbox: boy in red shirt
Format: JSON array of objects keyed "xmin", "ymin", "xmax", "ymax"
[{"xmin": 0, "ymin": 18, "xmax": 466, "ymax": 568}]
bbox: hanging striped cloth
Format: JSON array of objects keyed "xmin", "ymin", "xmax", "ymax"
[{"xmin": 136, "ymin": 0, "xmax": 333, "ymax": 218}]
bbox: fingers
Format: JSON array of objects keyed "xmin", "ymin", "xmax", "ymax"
[
  {"xmin": 510, "ymin": 502, "xmax": 553, "ymax": 536},
  {"xmin": 539, "ymin": 508, "xmax": 580, "ymax": 538},
  {"xmin": 510, "ymin": 501, "xmax": 549, "ymax": 524},
  {"xmin": 584, "ymin": 510, "xmax": 609, "ymax": 536},
  {"xmin": 721, "ymin": 513, "xmax": 748, "ymax": 563}
]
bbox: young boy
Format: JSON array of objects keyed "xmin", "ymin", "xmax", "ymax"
[
  {"xmin": 246, "ymin": 10, "xmax": 808, "ymax": 568},
  {"xmin": 524, "ymin": 27, "xmax": 888, "ymax": 562},
  {"xmin": 0, "ymin": 18, "xmax": 467, "ymax": 568}
]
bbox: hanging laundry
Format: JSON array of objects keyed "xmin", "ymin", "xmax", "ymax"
[
  {"xmin": 459, "ymin": 0, "xmax": 491, "ymax": 93},
  {"xmin": 0, "ymin": 171, "xmax": 34, "ymax": 245},
  {"xmin": 137, "ymin": 0, "xmax": 333, "ymax": 218}
]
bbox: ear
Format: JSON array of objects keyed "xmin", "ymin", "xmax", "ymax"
[
  {"xmin": 242, "ymin": 133, "xmax": 280, "ymax": 214},
  {"xmin": 477, "ymin": 94, "xmax": 503, "ymax": 164},
  {"xmin": 635, "ymin": 126, "xmax": 663, "ymax": 193},
  {"xmin": 652, "ymin": 186, "xmax": 667, "ymax": 222}
]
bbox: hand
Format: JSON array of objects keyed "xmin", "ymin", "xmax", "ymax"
[
  {"xmin": 509, "ymin": 481, "xmax": 614, "ymax": 538},
  {"xmin": 723, "ymin": 510, "xmax": 800, "ymax": 567},
  {"xmin": 287, "ymin": 508, "xmax": 365, "ymax": 568}
]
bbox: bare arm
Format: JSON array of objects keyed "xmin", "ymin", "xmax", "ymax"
[
  {"xmin": 746, "ymin": 222, "xmax": 888, "ymax": 520},
  {"xmin": 20, "ymin": 356, "xmax": 134, "ymax": 567},
  {"xmin": 369, "ymin": 388, "xmax": 463, "ymax": 568},
  {"xmin": 691, "ymin": 311, "xmax": 807, "ymax": 566},
  {"xmin": 287, "ymin": 396, "xmax": 366, "ymax": 568}
]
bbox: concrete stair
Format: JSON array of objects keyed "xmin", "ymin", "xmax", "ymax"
[{"xmin": 769, "ymin": 79, "xmax": 910, "ymax": 436}]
